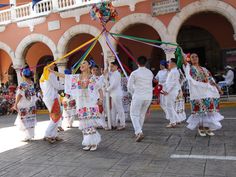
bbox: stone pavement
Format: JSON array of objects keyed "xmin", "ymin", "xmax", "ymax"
[{"xmin": 0, "ymin": 107, "xmax": 236, "ymax": 177}]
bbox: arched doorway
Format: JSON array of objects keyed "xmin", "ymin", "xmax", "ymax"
[
  {"xmin": 66, "ymin": 33, "xmax": 103, "ymax": 71},
  {"xmin": 117, "ymin": 23, "xmax": 165, "ymax": 74},
  {"xmin": 8, "ymin": 65, "xmax": 17, "ymax": 85},
  {"xmin": 177, "ymin": 12, "xmax": 236, "ymax": 74},
  {"xmin": 0, "ymin": 49, "xmax": 15, "ymax": 84},
  {"xmin": 23, "ymin": 42, "xmax": 54, "ymax": 82}
]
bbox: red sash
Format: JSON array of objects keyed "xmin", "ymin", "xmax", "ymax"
[{"xmin": 50, "ymin": 99, "xmax": 61, "ymax": 123}]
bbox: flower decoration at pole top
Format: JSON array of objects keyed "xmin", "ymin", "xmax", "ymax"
[{"xmin": 90, "ymin": 1, "xmax": 118, "ymax": 26}]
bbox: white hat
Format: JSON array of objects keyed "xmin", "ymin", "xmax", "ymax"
[{"xmin": 225, "ymin": 65, "xmax": 233, "ymax": 69}]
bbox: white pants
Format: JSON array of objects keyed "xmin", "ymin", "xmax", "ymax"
[
  {"xmin": 111, "ymin": 96, "xmax": 125, "ymax": 127},
  {"xmin": 165, "ymin": 92, "xmax": 179, "ymax": 124},
  {"xmin": 130, "ymin": 99, "xmax": 151, "ymax": 135},
  {"xmin": 58, "ymin": 118, "xmax": 62, "ymax": 127},
  {"xmin": 45, "ymin": 118, "xmax": 58, "ymax": 138},
  {"xmin": 159, "ymin": 94, "xmax": 167, "ymax": 117}
]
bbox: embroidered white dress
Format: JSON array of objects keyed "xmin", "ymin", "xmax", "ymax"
[
  {"xmin": 14, "ymin": 81, "xmax": 37, "ymax": 140},
  {"xmin": 65, "ymin": 74, "xmax": 105, "ymax": 146},
  {"xmin": 184, "ymin": 63, "xmax": 224, "ymax": 130},
  {"xmin": 62, "ymin": 95, "xmax": 77, "ymax": 127}
]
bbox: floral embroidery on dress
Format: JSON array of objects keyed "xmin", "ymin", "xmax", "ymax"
[
  {"xmin": 190, "ymin": 98, "xmax": 220, "ymax": 115},
  {"xmin": 18, "ymin": 82, "xmax": 35, "ymax": 100}
]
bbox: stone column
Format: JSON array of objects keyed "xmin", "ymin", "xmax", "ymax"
[
  {"xmin": 13, "ymin": 64, "xmax": 24, "ymax": 85},
  {"xmin": 10, "ymin": 0, "xmax": 16, "ymax": 20},
  {"xmin": 161, "ymin": 44, "xmax": 176, "ymax": 61},
  {"xmin": 52, "ymin": 0, "xmax": 59, "ymax": 12},
  {"xmin": 56, "ymin": 59, "xmax": 68, "ymax": 86}
]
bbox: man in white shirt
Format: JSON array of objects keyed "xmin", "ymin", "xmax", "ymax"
[
  {"xmin": 154, "ymin": 60, "xmax": 168, "ymax": 116},
  {"xmin": 218, "ymin": 65, "xmax": 234, "ymax": 87},
  {"xmin": 128, "ymin": 56, "xmax": 153, "ymax": 142},
  {"xmin": 107, "ymin": 61, "xmax": 125, "ymax": 130},
  {"xmin": 163, "ymin": 58, "xmax": 186, "ymax": 128},
  {"xmin": 40, "ymin": 63, "xmax": 64, "ymax": 144}
]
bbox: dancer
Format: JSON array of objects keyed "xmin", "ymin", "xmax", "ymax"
[
  {"xmin": 40, "ymin": 63, "xmax": 64, "ymax": 144},
  {"xmin": 13, "ymin": 67, "xmax": 37, "ymax": 142},
  {"xmin": 58, "ymin": 91, "xmax": 65, "ymax": 132},
  {"xmin": 163, "ymin": 58, "xmax": 186, "ymax": 128},
  {"xmin": 106, "ymin": 61, "xmax": 126, "ymax": 130},
  {"xmin": 155, "ymin": 60, "xmax": 168, "ymax": 116},
  {"xmin": 128, "ymin": 56, "xmax": 153, "ymax": 142},
  {"xmin": 183, "ymin": 53, "xmax": 224, "ymax": 136},
  {"xmin": 62, "ymin": 94, "xmax": 77, "ymax": 128},
  {"xmin": 65, "ymin": 60, "xmax": 105, "ymax": 151}
]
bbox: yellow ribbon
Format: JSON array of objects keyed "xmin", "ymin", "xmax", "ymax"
[
  {"xmin": 40, "ymin": 35, "xmax": 100, "ymax": 83},
  {"xmin": 72, "ymin": 37, "xmax": 100, "ymax": 74}
]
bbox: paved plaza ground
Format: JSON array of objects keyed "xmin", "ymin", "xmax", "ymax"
[{"xmin": 0, "ymin": 107, "xmax": 236, "ymax": 177}]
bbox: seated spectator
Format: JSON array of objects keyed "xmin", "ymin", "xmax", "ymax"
[{"xmin": 218, "ymin": 65, "xmax": 235, "ymax": 88}]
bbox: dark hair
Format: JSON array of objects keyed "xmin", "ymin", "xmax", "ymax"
[
  {"xmin": 137, "ymin": 56, "xmax": 147, "ymax": 66},
  {"xmin": 170, "ymin": 58, "xmax": 177, "ymax": 64},
  {"xmin": 91, "ymin": 65, "xmax": 99, "ymax": 69},
  {"xmin": 111, "ymin": 60, "xmax": 119, "ymax": 67}
]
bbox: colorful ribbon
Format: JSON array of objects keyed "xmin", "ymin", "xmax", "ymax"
[
  {"xmin": 105, "ymin": 32, "xmax": 129, "ymax": 79},
  {"xmin": 111, "ymin": 33, "xmax": 179, "ymax": 47},
  {"xmin": 109, "ymin": 32, "xmax": 138, "ymax": 66},
  {"xmin": 40, "ymin": 34, "xmax": 102, "ymax": 83},
  {"xmin": 72, "ymin": 37, "xmax": 100, "ymax": 74}
]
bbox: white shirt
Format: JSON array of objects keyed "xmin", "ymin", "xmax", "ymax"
[
  {"xmin": 165, "ymin": 67, "xmax": 181, "ymax": 94},
  {"xmin": 107, "ymin": 70, "xmax": 123, "ymax": 97},
  {"xmin": 155, "ymin": 69, "xmax": 168, "ymax": 85},
  {"xmin": 223, "ymin": 70, "xmax": 234, "ymax": 86},
  {"xmin": 40, "ymin": 73, "xmax": 63, "ymax": 102},
  {"xmin": 128, "ymin": 67, "xmax": 153, "ymax": 100}
]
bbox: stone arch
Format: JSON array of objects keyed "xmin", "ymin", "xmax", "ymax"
[
  {"xmin": 0, "ymin": 42, "xmax": 15, "ymax": 62},
  {"xmin": 15, "ymin": 34, "xmax": 57, "ymax": 66},
  {"xmin": 57, "ymin": 24, "xmax": 108, "ymax": 61},
  {"xmin": 110, "ymin": 13, "xmax": 168, "ymax": 42},
  {"xmin": 168, "ymin": 0, "xmax": 236, "ymax": 43}
]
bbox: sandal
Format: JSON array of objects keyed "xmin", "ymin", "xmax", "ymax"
[
  {"xmin": 198, "ymin": 128, "xmax": 207, "ymax": 137},
  {"xmin": 166, "ymin": 124, "xmax": 177, "ymax": 128},
  {"xmin": 83, "ymin": 146, "xmax": 91, "ymax": 151},
  {"xmin": 90, "ymin": 145, "xmax": 97, "ymax": 151}
]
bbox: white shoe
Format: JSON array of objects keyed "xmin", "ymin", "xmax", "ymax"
[
  {"xmin": 83, "ymin": 146, "xmax": 91, "ymax": 151},
  {"xmin": 205, "ymin": 130, "xmax": 215, "ymax": 136},
  {"xmin": 90, "ymin": 145, "xmax": 97, "ymax": 151},
  {"xmin": 198, "ymin": 129, "xmax": 206, "ymax": 137}
]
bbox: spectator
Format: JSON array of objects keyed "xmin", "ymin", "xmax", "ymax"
[{"xmin": 218, "ymin": 65, "xmax": 234, "ymax": 88}]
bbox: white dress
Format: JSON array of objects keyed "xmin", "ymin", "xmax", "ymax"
[
  {"xmin": 184, "ymin": 63, "xmax": 224, "ymax": 130},
  {"xmin": 14, "ymin": 81, "xmax": 37, "ymax": 140},
  {"xmin": 62, "ymin": 95, "xmax": 77, "ymax": 127},
  {"xmin": 65, "ymin": 74, "xmax": 105, "ymax": 146}
]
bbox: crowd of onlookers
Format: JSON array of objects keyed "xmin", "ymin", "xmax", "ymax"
[
  {"xmin": 0, "ymin": 83, "xmax": 17, "ymax": 116},
  {"xmin": 0, "ymin": 82, "xmax": 46, "ymax": 116}
]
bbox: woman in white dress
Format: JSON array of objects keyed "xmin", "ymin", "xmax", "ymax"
[
  {"xmin": 183, "ymin": 53, "xmax": 224, "ymax": 136},
  {"xmin": 62, "ymin": 94, "xmax": 77, "ymax": 128},
  {"xmin": 64, "ymin": 60, "xmax": 105, "ymax": 151},
  {"xmin": 13, "ymin": 67, "xmax": 37, "ymax": 141}
]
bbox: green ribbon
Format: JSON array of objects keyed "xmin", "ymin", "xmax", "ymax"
[
  {"xmin": 175, "ymin": 47, "xmax": 184, "ymax": 69},
  {"xmin": 111, "ymin": 33, "xmax": 179, "ymax": 47}
]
